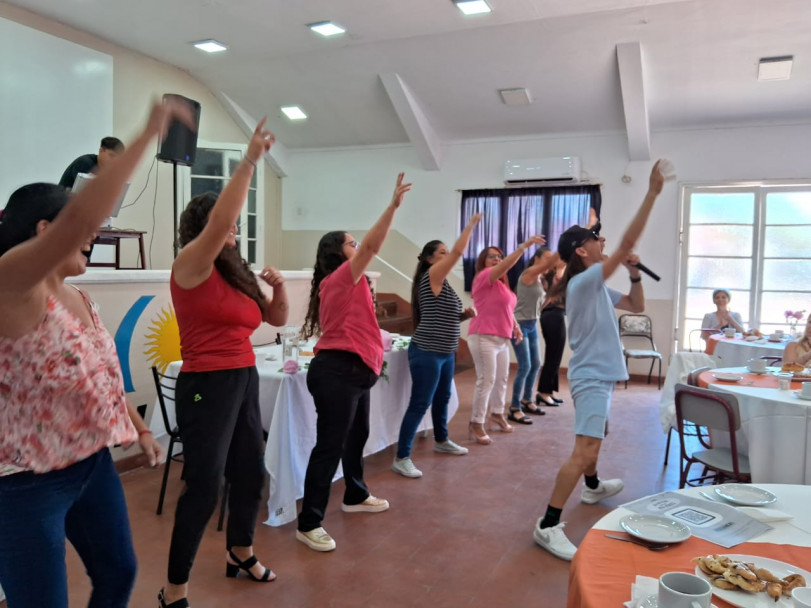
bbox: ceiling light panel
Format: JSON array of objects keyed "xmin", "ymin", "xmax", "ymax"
[
  {"xmin": 455, "ymin": 0, "xmax": 492, "ymax": 15},
  {"xmin": 308, "ymin": 21, "xmax": 346, "ymax": 37},
  {"xmin": 499, "ymin": 88, "xmax": 532, "ymax": 106},
  {"xmin": 281, "ymin": 106, "xmax": 308, "ymax": 120},
  {"xmin": 192, "ymin": 39, "xmax": 228, "ymax": 53},
  {"xmin": 758, "ymin": 55, "xmax": 793, "ymax": 81}
]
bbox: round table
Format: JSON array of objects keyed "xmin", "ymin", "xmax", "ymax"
[
  {"xmin": 567, "ymin": 484, "xmax": 811, "ymax": 608},
  {"xmin": 705, "ymin": 334, "xmax": 789, "ymax": 367}
]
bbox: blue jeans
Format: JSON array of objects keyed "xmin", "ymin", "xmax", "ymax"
[
  {"xmin": 0, "ymin": 449, "xmax": 136, "ymax": 608},
  {"xmin": 396, "ymin": 342, "xmax": 455, "ymax": 459},
  {"xmin": 511, "ymin": 319, "xmax": 542, "ymax": 409}
]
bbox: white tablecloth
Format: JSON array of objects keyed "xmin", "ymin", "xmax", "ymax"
[
  {"xmin": 710, "ymin": 335, "xmax": 788, "ymax": 367},
  {"xmin": 149, "ymin": 340, "xmax": 459, "ymax": 527},
  {"xmin": 705, "ymin": 367, "xmax": 811, "ymax": 484}
]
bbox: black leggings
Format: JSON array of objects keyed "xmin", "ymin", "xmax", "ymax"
[
  {"xmin": 298, "ymin": 350, "xmax": 378, "ymax": 532},
  {"xmin": 167, "ymin": 366, "xmax": 265, "ymax": 585},
  {"xmin": 537, "ymin": 307, "xmax": 566, "ymax": 394}
]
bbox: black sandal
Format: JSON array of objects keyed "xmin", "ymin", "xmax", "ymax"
[
  {"xmin": 158, "ymin": 588, "xmax": 189, "ymax": 608},
  {"xmin": 226, "ymin": 550, "xmax": 276, "ymax": 582},
  {"xmin": 508, "ymin": 409, "xmax": 533, "ymax": 425},
  {"xmin": 520, "ymin": 399, "xmax": 546, "ymax": 415}
]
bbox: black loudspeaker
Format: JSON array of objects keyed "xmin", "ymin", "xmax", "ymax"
[{"xmin": 157, "ymin": 94, "xmax": 201, "ymax": 166}]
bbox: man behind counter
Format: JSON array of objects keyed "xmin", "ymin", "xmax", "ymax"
[{"xmin": 59, "ymin": 136, "xmax": 125, "ymax": 189}]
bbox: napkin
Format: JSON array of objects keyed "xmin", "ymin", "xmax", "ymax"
[
  {"xmin": 381, "ymin": 329, "xmax": 393, "ymax": 352},
  {"xmin": 737, "ymin": 506, "xmax": 794, "ymax": 522},
  {"xmin": 624, "ymin": 575, "xmax": 658, "ymax": 608},
  {"xmin": 282, "ymin": 360, "xmax": 300, "ymax": 374}
]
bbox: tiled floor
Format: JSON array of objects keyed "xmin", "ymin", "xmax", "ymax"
[{"xmin": 62, "ymin": 369, "xmax": 680, "ymax": 608}]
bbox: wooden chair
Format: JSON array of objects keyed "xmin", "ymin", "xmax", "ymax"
[
  {"xmin": 152, "ymin": 366, "xmax": 228, "ymax": 530},
  {"xmin": 674, "ymin": 383, "xmax": 750, "ymax": 488},
  {"xmin": 619, "ymin": 314, "xmax": 663, "ymax": 389}
]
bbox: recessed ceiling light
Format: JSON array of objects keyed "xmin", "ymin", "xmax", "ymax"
[
  {"xmin": 758, "ymin": 55, "xmax": 793, "ymax": 81},
  {"xmin": 308, "ymin": 21, "xmax": 346, "ymax": 37},
  {"xmin": 192, "ymin": 39, "xmax": 228, "ymax": 53},
  {"xmin": 499, "ymin": 88, "xmax": 532, "ymax": 106},
  {"xmin": 454, "ymin": 0, "xmax": 492, "ymax": 15},
  {"xmin": 281, "ymin": 106, "xmax": 308, "ymax": 120}
]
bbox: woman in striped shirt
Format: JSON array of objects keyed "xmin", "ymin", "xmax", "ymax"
[{"xmin": 391, "ymin": 214, "xmax": 481, "ymax": 478}]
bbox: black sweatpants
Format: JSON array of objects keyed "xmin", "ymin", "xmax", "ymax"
[{"xmin": 538, "ymin": 307, "xmax": 566, "ymax": 394}]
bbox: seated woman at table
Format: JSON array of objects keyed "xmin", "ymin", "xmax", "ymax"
[
  {"xmin": 467, "ymin": 236, "xmax": 546, "ymax": 444},
  {"xmin": 701, "ymin": 288, "xmax": 745, "ymax": 340},
  {"xmin": 0, "ymin": 100, "xmax": 181, "ymax": 608},
  {"xmin": 296, "ymin": 173, "xmax": 411, "ymax": 552},
  {"xmin": 161, "ymin": 119, "xmax": 288, "ymax": 608},
  {"xmin": 391, "ymin": 214, "xmax": 481, "ymax": 479},
  {"xmin": 784, "ymin": 314, "xmax": 811, "ymax": 368}
]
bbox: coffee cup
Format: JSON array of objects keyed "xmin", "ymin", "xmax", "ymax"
[
  {"xmin": 723, "ymin": 328, "xmax": 736, "ymax": 338},
  {"xmin": 747, "ymin": 358, "xmax": 767, "ymax": 373},
  {"xmin": 793, "ymin": 587, "xmax": 811, "ymax": 608},
  {"xmin": 775, "ymin": 329, "xmax": 785, "ymax": 337},
  {"xmin": 802, "ymin": 382, "xmax": 811, "ymax": 398},
  {"xmin": 770, "ymin": 333, "xmax": 782, "ymax": 341},
  {"xmin": 658, "ymin": 572, "xmax": 712, "ymax": 608}
]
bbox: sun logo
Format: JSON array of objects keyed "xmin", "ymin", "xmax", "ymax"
[{"xmin": 144, "ymin": 306, "xmax": 181, "ymax": 373}]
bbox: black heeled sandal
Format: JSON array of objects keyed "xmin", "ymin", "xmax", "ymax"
[
  {"xmin": 508, "ymin": 408, "xmax": 533, "ymax": 425},
  {"xmin": 226, "ymin": 549, "xmax": 276, "ymax": 582},
  {"xmin": 520, "ymin": 399, "xmax": 546, "ymax": 415},
  {"xmin": 158, "ymin": 588, "xmax": 189, "ymax": 608}
]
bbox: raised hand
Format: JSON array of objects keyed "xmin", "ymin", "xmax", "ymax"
[
  {"xmin": 522, "ymin": 234, "xmax": 546, "ymax": 249},
  {"xmin": 247, "ymin": 118, "xmax": 274, "ymax": 163},
  {"xmin": 390, "ymin": 172, "xmax": 412, "ymax": 208},
  {"xmin": 467, "ymin": 213, "xmax": 483, "ymax": 229},
  {"xmin": 649, "ymin": 160, "xmax": 665, "ymax": 196},
  {"xmin": 147, "ymin": 97, "xmax": 197, "ymax": 141}
]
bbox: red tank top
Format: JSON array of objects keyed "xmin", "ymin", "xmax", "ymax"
[{"xmin": 170, "ymin": 268, "xmax": 261, "ymax": 372}]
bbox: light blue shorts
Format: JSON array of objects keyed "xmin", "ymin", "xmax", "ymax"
[{"xmin": 570, "ymin": 378, "xmax": 614, "ymax": 439}]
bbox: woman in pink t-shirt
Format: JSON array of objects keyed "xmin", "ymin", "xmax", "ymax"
[
  {"xmin": 295, "ymin": 174, "xmax": 411, "ymax": 553},
  {"xmin": 0, "ymin": 101, "xmax": 188, "ymax": 608},
  {"xmin": 467, "ymin": 236, "xmax": 545, "ymax": 444}
]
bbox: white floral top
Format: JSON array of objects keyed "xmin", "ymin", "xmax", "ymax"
[{"xmin": 0, "ymin": 293, "xmax": 136, "ymax": 475}]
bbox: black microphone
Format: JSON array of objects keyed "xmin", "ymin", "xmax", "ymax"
[{"xmin": 634, "ymin": 262, "xmax": 660, "ymax": 282}]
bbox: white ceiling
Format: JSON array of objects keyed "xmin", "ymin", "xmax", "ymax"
[{"xmin": 8, "ymin": 0, "xmax": 811, "ymax": 153}]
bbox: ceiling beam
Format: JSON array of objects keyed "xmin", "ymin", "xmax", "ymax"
[
  {"xmin": 215, "ymin": 92, "xmax": 288, "ymax": 178},
  {"xmin": 616, "ymin": 41, "xmax": 651, "ymax": 162},
  {"xmin": 380, "ymin": 73, "xmax": 441, "ymax": 171}
]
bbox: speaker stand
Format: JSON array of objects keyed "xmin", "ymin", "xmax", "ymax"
[{"xmin": 172, "ymin": 160, "xmax": 179, "ymax": 258}]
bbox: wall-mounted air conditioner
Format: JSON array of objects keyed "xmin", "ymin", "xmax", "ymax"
[{"xmin": 503, "ymin": 156, "xmax": 581, "ymax": 185}]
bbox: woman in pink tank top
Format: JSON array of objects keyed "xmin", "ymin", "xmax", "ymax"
[{"xmin": 0, "ymin": 100, "xmax": 191, "ymax": 608}]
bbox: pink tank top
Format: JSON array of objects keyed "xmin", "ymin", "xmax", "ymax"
[{"xmin": 0, "ymin": 292, "xmax": 136, "ymax": 474}]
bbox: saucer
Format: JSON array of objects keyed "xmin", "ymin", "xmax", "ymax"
[
  {"xmin": 712, "ymin": 373, "xmax": 743, "ymax": 382},
  {"xmin": 641, "ymin": 595, "xmax": 718, "ymax": 608},
  {"xmin": 794, "ymin": 391, "xmax": 811, "ymax": 401},
  {"xmin": 745, "ymin": 369, "xmax": 768, "ymax": 375}
]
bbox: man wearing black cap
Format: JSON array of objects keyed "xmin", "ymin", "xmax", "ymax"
[{"xmin": 532, "ymin": 161, "xmax": 666, "ymax": 560}]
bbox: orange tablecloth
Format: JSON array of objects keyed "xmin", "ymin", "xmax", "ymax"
[
  {"xmin": 567, "ymin": 530, "xmax": 811, "ymax": 608},
  {"xmin": 697, "ymin": 369, "xmax": 803, "ymax": 389}
]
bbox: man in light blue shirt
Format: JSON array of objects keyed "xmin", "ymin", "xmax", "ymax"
[{"xmin": 532, "ymin": 161, "xmax": 666, "ymax": 561}]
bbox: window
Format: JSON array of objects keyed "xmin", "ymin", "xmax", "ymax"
[
  {"xmin": 678, "ymin": 183, "xmax": 811, "ymax": 349},
  {"xmin": 180, "ymin": 143, "xmax": 264, "ymax": 265},
  {"xmin": 460, "ymin": 185, "xmax": 601, "ymax": 290}
]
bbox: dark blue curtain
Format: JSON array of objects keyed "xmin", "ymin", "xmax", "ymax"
[{"xmin": 461, "ymin": 184, "xmax": 601, "ymax": 291}]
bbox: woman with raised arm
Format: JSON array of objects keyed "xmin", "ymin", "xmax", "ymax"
[
  {"xmin": 391, "ymin": 214, "xmax": 482, "ymax": 479},
  {"xmin": 296, "ymin": 173, "xmax": 411, "ymax": 552},
  {"xmin": 161, "ymin": 119, "xmax": 287, "ymax": 608},
  {"xmin": 0, "ymin": 100, "xmax": 185, "ymax": 608},
  {"xmin": 508, "ymin": 247, "xmax": 560, "ymax": 423},
  {"xmin": 536, "ymin": 255, "xmax": 568, "ymax": 407},
  {"xmin": 532, "ymin": 161, "xmax": 665, "ymax": 562},
  {"xmin": 467, "ymin": 235, "xmax": 546, "ymax": 445}
]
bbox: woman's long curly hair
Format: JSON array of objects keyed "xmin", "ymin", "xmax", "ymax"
[
  {"xmin": 302, "ymin": 231, "xmax": 349, "ymax": 340},
  {"xmin": 0, "ymin": 183, "xmax": 68, "ymax": 255},
  {"xmin": 410, "ymin": 240, "xmax": 443, "ymax": 329},
  {"xmin": 177, "ymin": 192, "xmax": 266, "ymax": 308}
]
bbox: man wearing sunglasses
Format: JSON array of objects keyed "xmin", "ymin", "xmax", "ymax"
[{"xmin": 532, "ymin": 161, "xmax": 667, "ymax": 560}]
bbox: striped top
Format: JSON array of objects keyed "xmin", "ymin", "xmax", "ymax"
[{"xmin": 411, "ymin": 272, "xmax": 462, "ymax": 354}]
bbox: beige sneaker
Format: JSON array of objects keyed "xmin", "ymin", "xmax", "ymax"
[
  {"xmin": 296, "ymin": 527, "xmax": 336, "ymax": 552},
  {"xmin": 341, "ymin": 495, "xmax": 390, "ymax": 513}
]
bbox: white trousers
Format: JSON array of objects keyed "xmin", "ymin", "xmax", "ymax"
[{"xmin": 468, "ymin": 333, "xmax": 511, "ymax": 423}]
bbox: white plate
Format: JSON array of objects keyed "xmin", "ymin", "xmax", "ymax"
[
  {"xmin": 641, "ymin": 595, "xmax": 718, "ymax": 608},
  {"xmin": 695, "ymin": 554, "xmax": 811, "ymax": 608},
  {"xmin": 793, "ymin": 391, "xmax": 811, "ymax": 401},
  {"xmin": 713, "ymin": 484, "xmax": 777, "ymax": 506},
  {"xmin": 712, "ymin": 373, "xmax": 743, "ymax": 382},
  {"xmin": 619, "ymin": 514, "xmax": 691, "ymax": 543}
]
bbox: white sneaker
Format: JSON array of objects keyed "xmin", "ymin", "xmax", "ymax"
[
  {"xmin": 296, "ymin": 527, "xmax": 336, "ymax": 552},
  {"xmin": 392, "ymin": 458, "xmax": 423, "ymax": 478},
  {"xmin": 434, "ymin": 440, "xmax": 469, "ymax": 455},
  {"xmin": 341, "ymin": 495, "xmax": 390, "ymax": 513},
  {"xmin": 580, "ymin": 478, "xmax": 624, "ymax": 504},
  {"xmin": 533, "ymin": 519, "xmax": 577, "ymax": 561}
]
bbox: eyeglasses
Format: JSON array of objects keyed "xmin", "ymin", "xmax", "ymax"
[
  {"xmin": 345, "ymin": 240, "xmax": 360, "ymax": 249},
  {"xmin": 486, "ymin": 253, "xmax": 503, "ymax": 260}
]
